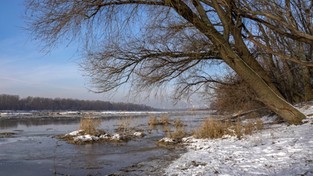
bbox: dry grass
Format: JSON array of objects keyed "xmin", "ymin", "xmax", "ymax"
[
  {"xmin": 193, "ymin": 119, "xmax": 228, "ymax": 139},
  {"xmin": 162, "ymin": 124, "xmax": 171, "ymax": 134},
  {"xmin": 148, "ymin": 116, "xmax": 159, "ymax": 127},
  {"xmin": 194, "ymin": 118, "xmax": 264, "ymax": 139},
  {"xmin": 255, "ymin": 119, "xmax": 264, "ymax": 130},
  {"xmin": 174, "ymin": 118, "xmax": 184, "ymax": 128},
  {"xmin": 117, "ymin": 117, "xmax": 132, "ymax": 133},
  {"xmin": 148, "ymin": 115, "xmax": 171, "ymax": 127},
  {"xmin": 167, "ymin": 126, "xmax": 186, "ymax": 140},
  {"xmin": 160, "ymin": 115, "xmax": 170, "ymax": 125},
  {"xmin": 79, "ymin": 117, "xmax": 100, "ymax": 135},
  {"xmin": 243, "ymin": 121, "xmax": 255, "ymax": 136},
  {"xmin": 166, "ymin": 118, "xmax": 186, "ymax": 140}
]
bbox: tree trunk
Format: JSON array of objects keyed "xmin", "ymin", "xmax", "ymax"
[
  {"xmin": 220, "ymin": 47, "xmax": 305, "ymax": 124},
  {"xmin": 232, "ymin": 27, "xmax": 284, "ymax": 99}
]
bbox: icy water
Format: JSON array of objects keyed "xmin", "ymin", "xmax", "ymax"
[{"xmin": 0, "ymin": 111, "xmax": 210, "ymax": 176}]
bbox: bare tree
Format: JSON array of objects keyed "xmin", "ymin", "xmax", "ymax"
[
  {"xmin": 240, "ymin": 0, "xmax": 313, "ymax": 104},
  {"xmin": 25, "ymin": 0, "xmax": 312, "ymax": 124}
]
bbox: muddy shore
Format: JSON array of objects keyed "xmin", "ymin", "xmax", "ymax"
[{"xmin": 109, "ymin": 146, "xmax": 186, "ymax": 176}]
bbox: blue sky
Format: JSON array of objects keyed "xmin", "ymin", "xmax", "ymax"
[
  {"xmin": 0, "ymin": 1, "xmax": 127, "ymax": 102},
  {"xmin": 0, "ymin": 0, "xmax": 196, "ymax": 108}
]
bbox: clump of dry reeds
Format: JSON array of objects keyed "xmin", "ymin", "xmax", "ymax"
[
  {"xmin": 193, "ymin": 119, "xmax": 228, "ymax": 139},
  {"xmin": 193, "ymin": 118, "xmax": 264, "ymax": 139},
  {"xmin": 148, "ymin": 115, "xmax": 171, "ymax": 127},
  {"xmin": 116, "ymin": 117, "xmax": 132, "ymax": 133},
  {"xmin": 79, "ymin": 117, "xmax": 100, "ymax": 135},
  {"xmin": 166, "ymin": 118, "xmax": 186, "ymax": 140},
  {"xmin": 173, "ymin": 118, "xmax": 184, "ymax": 128},
  {"xmin": 160, "ymin": 115, "xmax": 170, "ymax": 125},
  {"xmin": 255, "ymin": 119, "xmax": 264, "ymax": 130},
  {"xmin": 148, "ymin": 116, "xmax": 159, "ymax": 127}
]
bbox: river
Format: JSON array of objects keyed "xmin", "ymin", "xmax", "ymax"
[{"xmin": 0, "ymin": 111, "xmax": 210, "ymax": 176}]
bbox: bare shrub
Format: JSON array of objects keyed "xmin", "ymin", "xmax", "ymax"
[
  {"xmin": 210, "ymin": 74, "xmax": 267, "ymax": 116},
  {"xmin": 79, "ymin": 117, "xmax": 100, "ymax": 135}
]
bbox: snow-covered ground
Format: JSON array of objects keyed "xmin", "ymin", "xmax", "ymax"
[{"xmin": 165, "ymin": 104, "xmax": 313, "ymax": 176}]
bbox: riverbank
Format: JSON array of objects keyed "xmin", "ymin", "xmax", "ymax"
[{"xmin": 164, "ymin": 103, "xmax": 313, "ymax": 175}]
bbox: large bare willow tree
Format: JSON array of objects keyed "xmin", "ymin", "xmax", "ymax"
[{"xmin": 26, "ymin": 0, "xmax": 313, "ymax": 124}]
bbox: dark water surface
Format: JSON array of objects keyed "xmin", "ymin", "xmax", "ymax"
[{"xmin": 0, "ymin": 112, "xmax": 209, "ymax": 176}]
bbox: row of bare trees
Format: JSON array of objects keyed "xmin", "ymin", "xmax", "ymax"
[
  {"xmin": 26, "ymin": 0, "xmax": 313, "ymax": 124},
  {"xmin": 0, "ymin": 94, "xmax": 154, "ymax": 111}
]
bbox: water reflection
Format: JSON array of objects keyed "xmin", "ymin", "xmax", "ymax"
[{"xmin": 0, "ymin": 118, "xmax": 80, "ymax": 129}]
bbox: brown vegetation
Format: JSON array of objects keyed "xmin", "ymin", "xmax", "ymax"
[
  {"xmin": 148, "ymin": 116, "xmax": 159, "ymax": 128},
  {"xmin": 173, "ymin": 118, "xmax": 185, "ymax": 128},
  {"xmin": 210, "ymin": 74, "xmax": 266, "ymax": 115},
  {"xmin": 159, "ymin": 118, "xmax": 186, "ymax": 140},
  {"xmin": 160, "ymin": 115, "xmax": 170, "ymax": 125},
  {"xmin": 157, "ymin": 118, "xmax": 186, "ymax": 146},
  {"xmin": 148, "ymin": 115, "xmax": 171, "ymax": 127},
  {"xmin": 0, "ymin": 132, "xmax": 16, "ymax": 138},
  {"xmin": 79, "ymin": 117, "xmax": 101, "ymax": 135},
  {"xmin": 116, "ymin": 117, "xmax": 132, "ymax": 133},
  {"xmin": 166, "ymin": 125, "xmax": 186, "ymax": 140},
  {"xmin": 193, "ymin": 118, "xmax": 264, "ymax": 139}
]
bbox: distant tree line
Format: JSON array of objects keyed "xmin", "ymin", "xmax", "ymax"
[{"xmin": 0, "ymin": 94, "xmax": 155, "ymax": 111}]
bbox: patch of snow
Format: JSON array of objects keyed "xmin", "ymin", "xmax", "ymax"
[
  {"xmin": 133, "ymin": 132, "xmax": 145, "ymax": 137},
  {"xmin": 66, "ymin": 130, "xmax": 83, "ymax": 136},
  {"xmin": 165, "ymin": 105, "xmax": 313, "ymax": 176},
  {"xmin": 260, "ymin": 115, "xmax": 277, "ymax": 124},
  {"xmin": 99, "ymin": 133, "xmax": 110, "ymax": 139},
  {"xmin": 159, "ymin": 137, "xmax": 176, "ymax": 144},
  {"xmin": 73, "ymin": 134, "xmax": 94, "ymax": 142},
  {"xmin": 0, "ymin": 112, "xmax": 32, "ymax": 116},
  {"xmin": 58, "ymin": 111, "xmax": 80, "ymax": 115},
  {"xmin": 221, "ymin": 134, "xmax": 235, "ymax": 139},
  {"xmin": 111, "ymin": 133, "xmax": 122, "ymax": 140},
  {"xmin": 100, "ymin": 111, "xmax": 169, "ymax": 116}
]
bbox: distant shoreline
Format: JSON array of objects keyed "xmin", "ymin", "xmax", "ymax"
[{"xmin": 0, "ymin": 110, "xmax": 213, "ymax": 120}]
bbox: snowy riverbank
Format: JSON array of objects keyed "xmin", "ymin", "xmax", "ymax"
[{"xmin": 165, "ymin": 104, "xmax": 313, "ymax": 176}]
